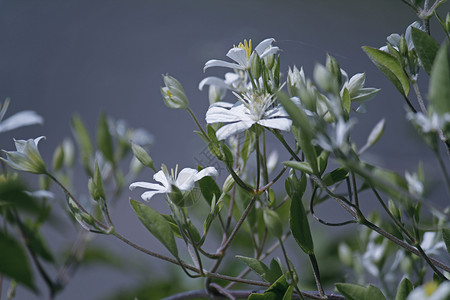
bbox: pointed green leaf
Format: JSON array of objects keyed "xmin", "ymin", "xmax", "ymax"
[
  {"xmin": 443, "ymin": 228, "xmax": 450, "ymax": 254},
  {"xmin": 130, "ymin": 199, "xmax": 178, "ymax": 258},
  {"xmin": 283, "ymin": 161, "xmax": 313, "ymax": 175},
  {"xmin": 290, "ymin": 175, "xmax": 314, "ymax": 255},
  {"xmin": 0, "ymin": 230, "xmax": 35, "ymax": 290},
  {"xmin": 322, "ymin": 167, "xmax": 349, "ymax": 186},
  {"xmin": 411, "ymin": 28, "xmax": 440, "ymax": 75},
  {"xmin": 336, "ymin": 283, "xmax": 386, "ymax": 300},
  {"xmin": 363, "ymin": 46, "xmax": 410, "ymax": 98},
  {"xmin": 236, "ymin": 255, "xmax": 271, "ymax": 282},
  {"xmin": 197, "ymin": 171, "xmax": 221, "ymax": 205},
  {"xmin": 97, "ymin": 112, "xmax": 114, "ymax": 163},
  {"xmin": 278, "ymin": 92, "xmax": 318, "ymax": 174},
  {"xmin": 249, "ymin": 275, "xmax": 289, "ymax": 300},
  {"xmin": 72, "ymin": 114, "xmax": 93, "ymax": 157},
  {"xmin": 429, "ymin": 42, "xmax": 450, "ymax": 116},
  {"xmin": 395, "ymin": 277, "xmax": 413, "ymax": 300},
  {"xmin": 282, "ymin": 286, "xmax": 293, "ymax": 300}
]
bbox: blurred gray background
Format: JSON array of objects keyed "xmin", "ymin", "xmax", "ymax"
[{"xmin": 0, "ymin": 0, "xmax": 448, "ymax": 299}]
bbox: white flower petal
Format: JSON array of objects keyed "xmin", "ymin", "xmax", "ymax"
[
  {"xmin": 258, "ymin": 118, "xmax": 292, "ymax": 131},
  {"xmin": 129, "ymin": 181, "xmax": 166, "ymax": 191},
  {"xmin": 176, "ymin": 168, "xmax": 198, "ymax": 191},
  {"xmin": 0, "ymin": 111, "xmax": 43, "ymax": 133},
  {"xmin": 226, "ymin": 48, "xmax": 248, "ymax": 67},
  {"xmin": 153, "ymin": 170, "xmax": 170, "ymax": 189},
  {"xmin": 254, "ymin": 38, "xmax": 275, "ymax": 55},
  {"xmin": 216, "ymin": 120, "xmax": 254, "ymax": 140},
  {"xmin": 259, "ymin": 46, "xmax": 280, "ymax": 59},
  {"xmin": 206, "ymin": 105, "xmax": 244, "ymax": 123},
  {"xmin": 199, "ymin": 76, "xmax": 231, "ymax": 91},
  {"xmin": 204, "ymin": 59, "xmax": 244, "ymax": 71},
  {"xmin": 141, "ymin": 190, "xmax": 165, "ymax": 201},
  {"xmin": 195, "ymin": 167, "xmax": 218, "ymax": 180}
]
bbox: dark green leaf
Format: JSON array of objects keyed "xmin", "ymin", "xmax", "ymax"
[
  {"xmin": 322, "ymin": 167, "xmax": 349, "ymax": 186},
  {"xmin": 22, "ymin": 221, "xmax": 54, "ymax": 263},
  {"xmin": 363, "ymin": 46, "xmax": 410, "ymax": 98},
  {"xmin": 395, "ymin": 277, "xmax": 413, "ymax": 300},
  {"xmin": 336, "ymin": 283, "xmax": 386, "ymax": 300},
  {"xmin": 443, "ymin": 228, "xmax": 450, "ymax": 254},
  {"xmin": 429, "ymin": 42, "xmax": 450, "ymax": 116},
  {"xmin": 236, "ymin": 255, "xmax": 271, "ymax": 282},
  {"xmin": 248, "ymin": 275, "xmax": 289, "ymax": 300},
  {"xmin": 97, "ymin": 112, "xmax": 114, "ymax": 163},
  {"xmin": 0, "ymin": 230, "xmax": 35, "ymax": 290},
  {"xmin": 197, "ymin": 170, "xmax": 221, "ymax": 205},
  {"xmin": 411, "ymin": 28, "xmax": 440, "ymax": 75},
  {"xmin": 290, "ymin": 175, "xmax": 314, "ymax": 255},
  {"xmin": 0, "ymin": 177, "xmax": 41, "ymax": 214},
  {"xmin": 130, "ymin": 199, "xmax": 178, "ymax": 258}
]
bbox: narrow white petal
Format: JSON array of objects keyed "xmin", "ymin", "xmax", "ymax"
[
  {"xmin": 216, "ymin": 120, "xmax": 254, "ymax": 140},
  {"xmin": 226, "ymin": 48, "xmax": 248, "ymax": 67},
  {"xmin": 195, "ymin": 167, "xmax": 218, "ymax": 181},
  {"xmin": 259, "ymin": 46, "xmax": 280, "ymax": 59},
  {"xmin": 209, "ymin": 102, "xmax": 234, "ymax": 108},
  {"xmin": 204, "ymin": 59, "xmax": 244, "ymax": 71},
  {"xmin": 254, "ymin": 38, "xmax": 275, "ymax": 55},
  {"xmin": 0, "ymin": 111, "xmax": 43, "ymax": 133},
  {"xmin": 258, "ymin": 118, "xmax": 292, "ymax": 131},
  {"xmin": 199, "ymin": 77, "xmax": 230, "ymax": 91},
  {"xmin": 129, "ymin": 181, "xmax": 166, "ymax": 191},
  {"xmin": 265, "ymin": 107, "xmax": 288, "ymax": 118},
  {"xmin": 206, "ymin": 106, "xmax": 243, "ymax": 123},
  {"xmin": 141, "ymin": 190, "xmax": 165, "ymax": 201},
  {"xmin": 153, "ymin": 170, "xmax": 170, "ymax": 189}
]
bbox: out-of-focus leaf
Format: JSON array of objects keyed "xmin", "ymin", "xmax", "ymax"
[
  {"xmin": 0, "ymin": 230, "xmax": 35, "ymax": 290},
  {"xmin": 290, "ymin": 174, "xmax": 314, "ymax": 255},
  {"xmin": 0, "ymin": 177, "xmax": 41, "ymax": 214},
  {"xmin": 322, "ymin": 167, "xmax": 349, "ymax": 186},
  {"xmin": 429, "ymin": 42, "xmax": 450, "ymax": 116},
  {"xmin": 395, "ymin": 277, "xmax": 413, "ymax": 300},
  {"xmin": 443, "ymin": 228, "xmax": 450, "ymax": 254},
  {"xmin": 411, "ymin": 28, "xmax": 440, "ymax": 75},
  {"xmin": 363, "ymin": 46, "xmax": 410, "ymax": 98},
  {"xmin": 336, "ymin": 283, "xmax": 386, "ymax": 300},
  {"xmin": 97, "ymin": 112, "xmax": 114, "ymax": 163},
  {"xmin": 130, "ymin": 199, "xmax": 178, "ymax": 258},
  {"xmin": 283, "ymin": 161, "xmax": 313, "ymax": 175},
  {"xmin": 22, "ymin": 221, "xmax": 54, "ymax": 263}
]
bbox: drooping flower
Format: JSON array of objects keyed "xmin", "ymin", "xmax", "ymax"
[
  {"xmin": 204, "ymin": 38, "xmax": 279, "ymax": 71},
  {"xmin": 129, "ymin": 165, "xmax": 218, "ymax": 202},
  {"xmin": 1, "ymin": 136, "xmax": 47, "ymax": 174},
  {"xmin": 206, "ymin": 92, "xmax": 291, "ymax": 140},
  {"xmin": 0, "ymin": 98, "xmax": 43, "ymax": 133}
]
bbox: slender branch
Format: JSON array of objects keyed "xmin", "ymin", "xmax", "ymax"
[
  {"xmin": 270, "ymin": 129, "xmax": 302, "ymax": 161},
  {"xmin": 280, "ymin": 239, "xmax": 305, "ymax": 300},
  {"xmin": 259, "ymin": 165, "xmax": 288, "ymax": 193},
  {"xmin": 187, "ymin": 107, "xmax": 209, "ymax": 141},
  {"xmin": 412, "ymin": 81, "xmax": 428, "ymax": 115},
  {"xmin": 262, "ymin": 129, "xmax": 269, "ymax": 185},
  {"xmin": 308, "ymin": 254, "xmax": 326, "ymax": 299},
  {"xmin": 256, "ymin": 128, "xmax": 261, "ymax": 192},
  {"xmin": 400, "ymin": 0, "xmax": 419, "ymax": 12},
  {"xmin": 351, "ymin": 173, "xmax": 360, "ymax": 208}
]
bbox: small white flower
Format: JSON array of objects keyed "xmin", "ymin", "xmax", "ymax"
[
  {"xmin": 0, "ymin": 98, "xmax": 43, "ymax": 133},
  {"xmin": 1, "ymin": 136, "xmax": 47, "ymax": 174},
  {"xmin": 407, "ymin": 111, "xmax": 450, "ymax": 133},
  {"xmin": 129, "ymin": 165, "xmax": 218, "ymax": 201},
  {"xmin": 206, "ymin": 92, "xmax": 291, "ymax": 140},
  {"xmin": 405, "ymin": 171, "xmax": 424, "ymax": 196},
  {"xmin": 204, "ymin": 38, "xmax": 279, "ymax": 71},
  {"xmin": 407, "ymin": 281, "xmax": 450, "ymax": 300}
]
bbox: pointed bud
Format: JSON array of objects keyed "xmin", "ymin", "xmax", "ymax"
[
  {"xmin": 1, "ymin": 136, "xmax": 47, "ymax": 174},
  {"xmin": 250, "ymin": 52, "xmax": 261, "ymax": 79},
  {"xmin": 131, "ymin": 142, "xmax": 155, "ymax": 171},
  {"xmin": 161, "ymin": 75, "xmax": 189, "ymax": 109}
]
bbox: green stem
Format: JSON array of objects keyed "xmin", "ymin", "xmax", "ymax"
[
  {"xmin": 186, "ymin": 107, "xmax": 209, "ymax": 142},
  {"xmin": 412, "ymin": 81, "xmax": 427, "ymax": 115},
  {"xmin": 256, "ymin": 127, "xmax": 261, "ymax": 192},
  {"xmin": 262, "ymin": 129, "xmax": 269, "ymax": 185},
  {"xmin": 308, "ymin": 254, "xmax": 326, "ymax": 299},
  {"xmin": 280, "ymin": 239, "xmax": 305, "ymax": 300},
  {"xmin": 270, "ymin": 129, "xmax": 301, "ymax": 161}
]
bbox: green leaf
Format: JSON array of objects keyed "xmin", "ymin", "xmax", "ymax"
[
  {"xmin": 283, "ymin": 161, "xmax": 313, "ymax": 175},
  {"xmin": 395, "ymin": 277, "xmax": 413, "ymax": 300},
  {"xmin": 322, "ymin": 167, "xmax": 349, "ymax": 186},
  {"xmin": 248, "ymin": 275, "xmax": 289, "ymax": 300},
  {"xmin": 278, "ymin": 92, "xmax": 318, "ymax": 174},
  {"xmin": 290, "ymin": 175, "xmax": 314, "ymax": 255},
  {"xmin": 97, "ymin": 112, "xmax": 114, "ymax": 163},
  {"xmin": 429, "ymin": 42, "xmax": 450, "ymax": 116},
  {"xmin": 263, "ymin": 208, "xmax": 283, "ymax": 239},
  {"xmin": 0, "ymin": 177, "xmax": 42, "ymax": 214},
  {"xmin": 72, "ymin": 114, "xmax": 93, "ymax": 157},
  {"xmin": 443, "ymin": 228, "xmax": 450, "ymax": 254},
  {"xmin": 130, "ymin": 199, "xmax": 178, "ymax": 258},
  {"xmin": 411, "ymin": 27, "xmax": 440, "ymax": 75},
  {"xmin": 282, "ymin": 286, "xmax": 293, "ymax": 300},
  {"xmin": 0, "ymin": 230, "xmax": 35, "ymax": 290},
  {"xmin": 236, "ymin": 255, "xmax": 271, "ymax": 282},
  {"xmin": 336, "ymin": 283, "xmax": 386, "ymax": 300},
  {"xmin": 197, "ymin": 171, "xmax": 221, "ymax": 205},
  {"xmin": 363, "ymin": 46, "xmax": 410, "ymax": 98},
  {"xmin": 22, "ymin": 221, "xmax": 54, "ymax": 263}
]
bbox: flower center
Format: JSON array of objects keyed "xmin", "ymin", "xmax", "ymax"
[{"xmin": 235, "ymin": 39, "xmax": 252, "ymax": 59}]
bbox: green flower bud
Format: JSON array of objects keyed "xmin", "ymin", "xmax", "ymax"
[
  {"xmin": 264, "ymin": 53, "xmax": 275, "ymax": 70},
  {"xmin": 222, "ymin": 174, "xmax": 235, "ymax": 194},
  {"xmin": 250, "ymin": 52, "xmax": 261, "ymax": 79},
  {"xmin": 1, "ymin": 136, "xmax": 47, "ymax": 174},
  {"xmin": 399, "ymin": 36, "xmax": 408, "ymax": 57},
  {"xmin": 131, "ymin": 142, "xmax": 155, "ymax": 171},
  {"xmin": 52, "ymin": 144, "xmax": 64, "ymax": 172},
  {"xmin": 89, "ymin": 163, "xmax": 105, "ymax": 201},
  {"xmin": 326, "ymin": 54, "xmax": 342, "ymax": 87},
  {"xmin": 62, "ymin": 138, "xmax": 75, "ymax": 167},
  {"xmin": 161, "ymin": 75, "xmax": 189, "ymax": 109}
]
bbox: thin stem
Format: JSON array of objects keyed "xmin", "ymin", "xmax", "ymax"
[
  {"xmin": 308, "ymin": 254, "xmax": 326, "ymax": 299},
  {"xmin": 218, "ymin": 196, "xmax": 257, "ymax": 255},
  {"xmin": 187, "ymin": 107, "xmax": 208, "ymax": 141},
  {"xmin": 416, "ymin": 243, "xmax": 447, "ymax": 280},
  {"xmin": 403, "ymin": 94, "xmax": 418, "ymax": 113},
  {"xmin": 400, "ymin": 0, "xmax": 419, "ymax": 12},
  {"xmin": 224, "ymin": 163, "xmax": 254, "ymax": 194},
  {"xmin": 262, "ymin": 129, "xmax": 269, "ymax": 185},
  {"xmin": 256, "ymin": 129, "xmax": 261, "ymax": 192},
  {"xmin": 259, "ymin": 165, "xmax": 288, "ymax": 194},
  {"xmin": 412, "ymin": 81, "xmax": 428, "ymax": 115},
  {"xmin": 280, "ymin": 239, "xmax": 305, "ymax": 300},
  {"xmin": 161, "ymin": 290, "xmax": 345, "ymax": 300},
  {"xmin": 270, "ymin": 129, "xmax": 302, "ymax": 161},
  {"xmin": 351, "ymin": 172, "xmax": 360, "ymax": 208}
]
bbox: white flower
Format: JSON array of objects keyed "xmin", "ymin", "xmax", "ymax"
[
  {"xmin": 204, "ymin": 38, "xmax": 279, "ymax": 71},
  {"xmin": 129, "ymin": 165, "xmax": 218, "ymax": 201},
  {"xmin": 0, "ymin": 98, "xmax": 43, "ymax": 133},
  {"xmin": 405, "ymin": 171, "xmax": 424, "ymax": 196},
  {"xmin": 407, "ymin": 282, "xmax": 450, "ymax": 300},
  {"xmin": 407, "ymin": 111, "xmax": 450, "ymax": 133},
  {"xmin": 1, "ymin": 136, "xmax": 47, "ymax": 174},
  {"xmin": 206, "ymin": 92, "xmax": 291, "ymax": 140}
]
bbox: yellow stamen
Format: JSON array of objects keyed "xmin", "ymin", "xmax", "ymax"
[
  {"xmin": 234, "ymin": 39, "xmax": 252, "ymax": 59},
  {"xmin": 424, "ymin": 281, "xmax": 438, "ymax": 296},
  {"xmin": 166, "ymin": 90, "xmax": 174, "ymax": 98}
]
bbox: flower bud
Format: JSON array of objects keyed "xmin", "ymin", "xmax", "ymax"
[
  {"xmin": 250, "ymin": 52, "xmax": 261, "ymax": 79},
  {"xmin": 399, "ymin": 36, "xmax": 408, "ymax": 57},
  {"xmin": 222, "ymin": 174, "xmax": 235, "ymax": 194},
  {"xmin": 161, "ymin": 75, "xmax": 189, "ymax": 109},
  {"xmin": 264, "ymin": 53, "xmax": 275, "ymax": 70},
  {"xmin": 131, "ymin": 142, "xmax": 155, "ymax": 171}
]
